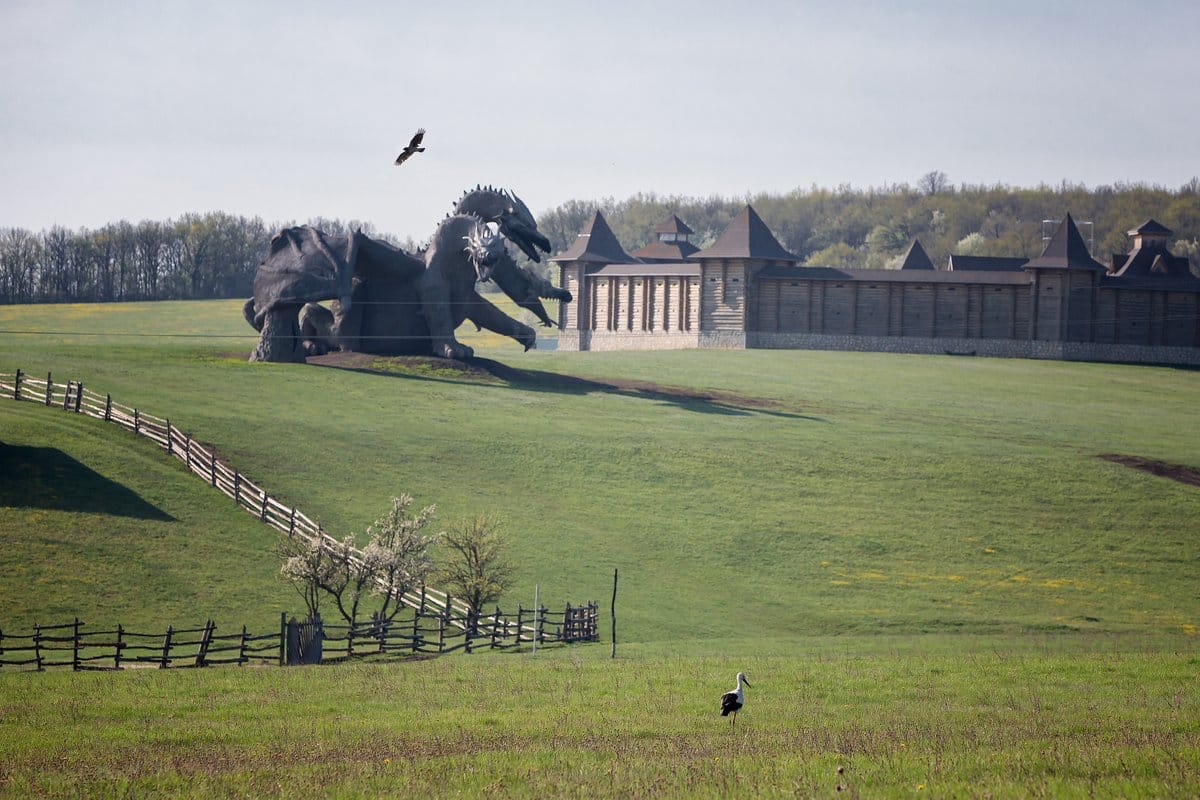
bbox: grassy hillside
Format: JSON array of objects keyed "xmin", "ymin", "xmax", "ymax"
[{"xmin": 2, "ymin": 299, "xmax": 1199, "ymax": 648}]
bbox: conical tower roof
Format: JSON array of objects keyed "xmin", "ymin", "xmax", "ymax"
[
  {"xmin": 1128, "ymin": 218, "xmax": 1172, "ymax": 236},
  {"xmin": 653, "ymin": 214, "xmax": 694, "ymax": 236},
  {"xmin": 1024, "ymin": 214, "xmax": 1106, "ymax": 271},
  {"xmin": 898, "ymin": 237, "xmax": 935, "ymax": 270},
  {"xmin": 692, "ymin": 206, "xmax": 798, "ymax": 262},
  {"xmin": 552, "ymin": 211, "xmax": 633, "ymax": 265}
]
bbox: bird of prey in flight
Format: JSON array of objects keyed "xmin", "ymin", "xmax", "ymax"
[{"xmin": 394, "ymin": 129, "xmax": 426, "ymax": 165}]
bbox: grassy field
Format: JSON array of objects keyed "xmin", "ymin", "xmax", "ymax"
[
  {"xmin": 2, "ymin": 298, "xmax": 1199, "ymax": 795},
  {"xmin": 1, "ymin": 648, "xmax": 1197, "ymax": 797},
  {"xmin": 2, "ymin": 299, "xmax": 1197, "ymax": 643}
]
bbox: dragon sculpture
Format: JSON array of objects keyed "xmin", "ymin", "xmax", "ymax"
[{"xmin": 243, "ymin": 186, "xmax": 571, "ymax": 362}]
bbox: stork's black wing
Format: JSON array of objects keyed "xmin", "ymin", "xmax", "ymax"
[{"xmin": 719, "ymin": 692, "xmax": 742, "ymax": 716}]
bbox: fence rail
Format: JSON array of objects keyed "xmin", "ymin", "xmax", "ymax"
[
  {"xmin": 0, "ymin": 604, "xmax": 600, "ymax": 672},
  {"xmin": 0, "ymin": 367, "xmax": 600, "ymax": 651}
]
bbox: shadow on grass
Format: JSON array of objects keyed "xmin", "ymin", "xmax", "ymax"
[
  {"xmin": 0, "ymin": 442, "xmax": 175, "ymax": 520},
  {"xmin": 307, "ymin": 353, "xmax": 823, "ymax": 420}
]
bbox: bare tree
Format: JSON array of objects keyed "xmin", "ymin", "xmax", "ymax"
[
  {"xmin": 918, "ymin": 170, "xmax": 950, "ymax": 196},
  {"xmin": 437, "ymin": 515, "xmax": 515, "ymax": 625}
]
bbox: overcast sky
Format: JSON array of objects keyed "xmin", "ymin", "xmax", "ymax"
[{"xmin": 2, "ymin": 0, "xmax": 1197, "ymax": 240}]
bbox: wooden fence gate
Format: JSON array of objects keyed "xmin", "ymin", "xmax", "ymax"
[{"xmin": 285, "ymin": 616, "xmax": 324, "ymax": 665}]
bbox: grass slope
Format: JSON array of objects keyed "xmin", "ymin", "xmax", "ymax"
[{"xmin": 1, "ymin": 299, "xmax": 1198, "ymax": 648}]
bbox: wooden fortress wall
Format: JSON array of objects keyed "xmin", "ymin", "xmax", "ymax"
[{"xmin": 556, "ymin": 262, "xmax": 1200, "ymax": 364}]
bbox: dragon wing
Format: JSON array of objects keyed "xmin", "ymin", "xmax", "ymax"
[{"xmin": 247, "ymin": 225, "xmax": 374, "ymax": 330}]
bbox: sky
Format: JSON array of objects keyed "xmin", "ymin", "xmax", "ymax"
[{"xmin": 2, "ymin": 0, "xmax": 1198, "ymax": 241}]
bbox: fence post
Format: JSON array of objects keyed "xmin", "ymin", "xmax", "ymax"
[
  {"xmin": 34, "ymin": 623, "xmax": 43, "ymax": 671},
  {"xmin": 538, "ymin": 605, "xmax": 547, "ymax": 646},
  {"xmin": 438, "ymin": 610, "xmax": 446, "ymax": 653},
  {"xmin": 165, "ymin": 420, "xmax": 173, "ymax": 453},
  {"xmin": 288, "ymin": 507, "xmax": 296, "ymax": 537},
  {"xmin": 184, "ymin": 434, "xmax": 192, "ymax": 470},
  {"xmin": 210, "ymin": 450, "xmax": 217, "ymax": 487},
  {"xmin": 260, "ymin": 491, "xmax": 268, "ymax": 521},
  {"xmin": 133, "ymin": 408, "xmax": 140, "ymax": 434},
  {"xmin": 410, "ymin": 607, "xmax": 419, "ymax": 654},
  {"xmin": 346, "ymin": 623, "xmax": 355, "ymax": 659},
  {"xmin": 194, "ymin": 620, "xmax": 214, "ymax": 667},
  {"xmin": 238, "ymin": 625, "xmax": 248, "ymax": 666},
  {"xmin": 62, "ymin": 381, "xmax": 72, "ymax": 410},
  {"xmin": 491, "ymin": 607, "xmax": 501, "ymax": 648},
  {"xmin": 286, "ymin": 617, "xmax": 300, "ymax": 666},
  {"xmin": 115, "ymin": 624, "xmax": 124, "ymax": 670},
  {"xmin": 12, "ymin": 368, "xmax": 20, "ymax": 400},
  {"xmin": 464, "ymin": 613, "xmax": 473, "ymax": 655},
  {"xmin": 516, "ymin": 606, "xmax": 524, "ymax": 646},
  {"xmin": 74, "ymin": 383, "xmax": 82, "ymax": 412},
  {"xmin": 72, "ymin": 617, "xmax": 81, "ymax": 671},
  {"xmin": 44, "ymin": 372, "xmax": 52, "ymax": 406},
  {"xmin": 234, "ymin": 473, "xmax": 241, "ymax": 506},
  {"xmin": 418, "ymin": 584, "xmax": 427, "ymax": 615},
  {"xmin": 104, "ymin": 394, "xmax": 112, "ymax": 421},
  {"xmin": 160, "ymin": 626, "xmax": 173, "ymax": 669},
  {"xmin": 278, "ymin": 612, "xmax": 287, "ymax": 667}
]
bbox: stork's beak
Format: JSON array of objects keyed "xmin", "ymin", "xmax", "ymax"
[{"xmin": 743, "ymin": 678, "xmax": 751, "ymax": 688}]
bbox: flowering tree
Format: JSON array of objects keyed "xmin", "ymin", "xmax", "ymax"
[
  {"xmin": 367, "ymin": 495, "xmax": 441, "ymax": 625},
  {"xmin": 279, "ymin": 495, "xmax": 441, "ymax": 627}
]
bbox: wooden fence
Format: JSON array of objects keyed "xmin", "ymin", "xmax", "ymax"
[
  {"xmin": 0, "ymin": 368, "xmax": 600, "ymax": 650},
  {"xmin": 0, "ymin": 603, "xmax": 601, "ymax": 672},
  {"xmin": 0, "ymin": 618, "xmax": 277, "ymax": 671}
]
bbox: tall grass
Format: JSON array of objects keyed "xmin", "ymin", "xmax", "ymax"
[{"xmin": 0, "ymin": 649, "xmax": 1197, "ymax": 797}]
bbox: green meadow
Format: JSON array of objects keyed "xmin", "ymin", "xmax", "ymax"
[{"xmin": 1, "ymin": 298, "xmax": 1198, "ymax": 796}]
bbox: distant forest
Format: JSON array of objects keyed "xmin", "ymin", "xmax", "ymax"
[{"xmin": 3, "ymin": 176, "xmax": 1198, "ymax": 304}]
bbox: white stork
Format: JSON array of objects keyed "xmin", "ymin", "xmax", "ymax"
[{"xmin": 719, "ymin": 672, "xmax": 751, "ymax": 726}]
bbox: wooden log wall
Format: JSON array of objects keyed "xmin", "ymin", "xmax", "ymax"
[
  {"xmin": 585, "ymin": 275, "xmax": 698, "ymax": 333},
  {"xmin": 700, "ymin": 260, "xmax": 747, "ymax": 331},
  {"xmin": 755, "ymin": 279, "xmax": 1044, "ymax": 341}
]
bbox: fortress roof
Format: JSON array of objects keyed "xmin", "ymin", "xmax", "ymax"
[
  {"xmin": 947, "ymin": 255, "xmax": 1028, "ymax": 272},
  {"xmin": 654, "ymin": 215, "xmax": 695, "ymax": 236},
  {"xmin": 551, "ymin": 211, "xmax": 633, "ymax": 265},
  {"xmin": 1129, "ymin": 218, "xmax": 1173, "ymax": 236},
  {"xmin": 692, "ymin": 206, "xmax": 799, "ymax": 262},
  {"xmin": 898, "ymin": 238, "xmax": 935, "ymax": 270},
  {"xmin": 1023, "ymin": 214, "xmax": 1107, "ymax": 271}
]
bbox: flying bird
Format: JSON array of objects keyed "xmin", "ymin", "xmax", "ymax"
[
  {"xmin": 719, "ymin": 672, "xmax": 751, "ymax": 726},
  {"xmin": 394, "ymin": 128, "xmax": 426, "ymax": 165}
]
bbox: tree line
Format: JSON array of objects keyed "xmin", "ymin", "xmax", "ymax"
[
  {"xmin": 0, "ymin": 213, "xmax": 415, "ymax": 305},
  {"xmin": 535, "ymin": 175, "xmax": 1200, "ymax": 274},
  {"xmin": 5, "ymin": 176, "xmax": 1199, "ymax": 305}
]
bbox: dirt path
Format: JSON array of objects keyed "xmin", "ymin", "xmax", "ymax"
[{"xmin": 1098, "ymin": 454, "xmax": 1200, "ymax": 488}]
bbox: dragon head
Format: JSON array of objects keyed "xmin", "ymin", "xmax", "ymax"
[
  {"xmin": 455, "ymin": 185, "xmax": 552, "ymax": 263},
  {"xmin": 462, "ymin": 221, "xmax": 506, "ymax": 282},
  {"xmin": 487, "ymin": 249, "xmax": 573, "ymax": 328}
]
